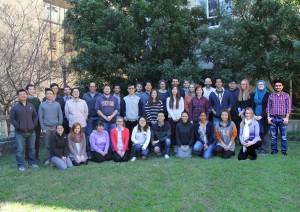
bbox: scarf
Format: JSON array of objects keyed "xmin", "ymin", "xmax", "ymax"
[{"xmin": 254, "ymin": 80, "xmax": 267, "ymax": 115}]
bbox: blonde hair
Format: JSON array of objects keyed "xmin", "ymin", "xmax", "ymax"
[{"xmin": 238, "ymin": 79, "xmax": 252, "ymax": 101}]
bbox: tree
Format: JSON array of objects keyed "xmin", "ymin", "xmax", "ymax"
[
  {"xmin": 0, "ymin": 1, "xmax": 54, "ymax": 114},
  {"xmin": 200, "ymin": 0, "xmax": 300, "ymax": 84},
  {"xmin": 65, "ymin": 0, "xmax": 207, "ymax": 87}
]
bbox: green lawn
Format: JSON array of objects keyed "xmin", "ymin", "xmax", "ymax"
[{"xmin": 0, "ymin": 141, "xmax": 300, "ymax": 212}]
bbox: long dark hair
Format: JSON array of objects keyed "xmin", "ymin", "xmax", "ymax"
[
  {"xmin": 149, "ymin": 89, "xmax": 159, "ymax": 105},
  {"xmin": 137, "ymin": 117, "xmax": 149, "ymax": 132},
  {"xmin": 169, "ymin": 86, "xmax": 180, "ymax": 109}
]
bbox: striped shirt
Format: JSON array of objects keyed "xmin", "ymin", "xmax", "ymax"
[
  {"xmin": 267, "ymin": 92, "xmax": 291, "ymax": 116},
  {"xmin": 144, "ymin": 100, "xmax": 164, "ymax": 124}
]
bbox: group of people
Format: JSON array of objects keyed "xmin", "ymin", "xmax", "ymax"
[{"xmin": 9, "ymin": 77, "xmax": 291, "ymax": 172}]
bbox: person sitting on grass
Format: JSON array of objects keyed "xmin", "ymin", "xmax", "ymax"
[
  {"xmin": 175, "ymin": 111, "xmax": 194, "ymax": 159},
  {"xmin": 89, "ymin": 122, "xmax": 111, "ymax": 163},
  {"xmin": 50, "ymin": 125, "xmax": 73, "ymax": 170},
  {"xmin": 110, "ymin": 117, "xmax": 130, "ymax": 162},
  {"xmin": 193, "ymin": 112, "xmax": 216, "ymax": 159},
  {"xmin": 214, "ymin": 110, "xmax": 237, "ymax": 159},
  {"xmin": 130, "ymin": 117, "xmax": 151, "ymax": 162},
  {"xmin": 238, "ymin": 108, "xmax": 262, "ymax": 160},
  {"xmin": 68, "ymin": 123, "xmax": 88, "ymax": 166},
  {"xmin": 151, "ymin": 112, "xmax": 172, "ymax": 160}
]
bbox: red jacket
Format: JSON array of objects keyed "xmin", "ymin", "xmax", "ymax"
[{"xmin": 110, "ymin": 127, "xmax": 130, "ymax": 152}]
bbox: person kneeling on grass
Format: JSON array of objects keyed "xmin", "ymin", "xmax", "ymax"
[
  {"xmin": 89, "ymin": 122, "xmax": 112, "ymax": 163},
  {"xmin": 193, "ymin": 112, "xmax": 215, "ymax": 159},
  {"xmin": 68, "ymin": 123, "xmax": 88, "ymax": 166},
  {"xmin": 151, "ymin": 112, "xmax": 172, "ymax": 160},
  {"xmin": 130, "ymin": 117, "xmax": 151, "ymax": 161},
  {"xmin": 238, "ymin": 107, "xmax": 262, "ymax": 160},
  {"xmin": 111, "ymin": 117, "xmax": 130, "ymax": 162},
  {"xmin": 175, "ymin": 111, "xmax": 194, "ymax": 158},
  {"xmin": 50, "ymin": 125, "xmax": 73, "ymax": 170},
  {"xmin": 214, "ymin": 110, "xmax": 237, "ymax": 159}
]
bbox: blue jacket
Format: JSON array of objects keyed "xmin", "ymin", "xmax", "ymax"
[
  {"xmin": 209, "ymin": 89, "xmax": 232, "ymax": 117},
  {"xmin": 228, "ymin": 88, "xmax": 239, "ymax": 116},
  {"xmin": 82, "ymin": 92, "xmax": 101, "ymax": 117},
  {"xmin": 193, "ymin": 121, "xmax": 215, "ymax": 145}
]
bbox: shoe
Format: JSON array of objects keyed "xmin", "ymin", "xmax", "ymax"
[
  {"xmin": 31, "ymin": 164, "xmax": 39, "ymax": 169},
  {"xmin": 142, "ymin": 156, "xmax": 147, "ymax": 160},
  {"xmin": 282, "ymin": 152, "xmax": 287, "ymax": 156},
  {"xmin": 130, "ymin": 157, "xmax": 137, "ymax": 162},
  {"xmin": 164, "ymin": 154, "xmax": 170, "ymax": 160},
  {"xmin": 18, "ymin": 166, "xmax": 25, "ymax": 172},
  {"xmin": 44, "ymin": 159, "xmax": 50, "ymax": 166},
  {"xmin": 271, "ymin": 151, "xmax": 278, "ymax": 155}
]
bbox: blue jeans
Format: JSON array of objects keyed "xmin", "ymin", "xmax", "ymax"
[
  {"xmin": 193, "ymin": 141, "xmax": 216, "ymax": 159},
  {"xmin": 103, "ymin": 123, "xmax": 116, "ymax": 135},
  {"xmin": 85, "ymin": 117, "xmax": 99, "ymax": 137},
  {"xmin": 213, "ymin": 117, "xmax": 220, "ymax": 126},
  {"xmin": 15, "ymin": 131, "xmax": 37, "ymax": 167},
  {"xmin": 132, "ymin": 144, "xmax": 149, "ymax": 157},
  {"xmin": 270, "ymin": 116, "xmax": 288, "ymax": 153},
  {"xmin": 153, "ymin": 138, "xmax": 171, "ymax": 155}
]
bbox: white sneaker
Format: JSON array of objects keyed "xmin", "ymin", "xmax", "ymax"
[
  {"xmin": 130, "ymin": 157, "xmax": 137, "ymax": 162},
  {"xmin": 31, "ymin": 164, "xmax": 39, "ymax": 169},
  {"xmin": 164, "ymin": 154, "xmax": 170, "ymax": 160},
  {"xmin": 18, "ymin": 166, "xmax": 25, "ymax": 172}
]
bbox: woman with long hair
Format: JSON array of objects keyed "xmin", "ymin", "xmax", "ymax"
[
  {"xmin": 238, "ymin": 79, "xmax": 253, "ymax": 119},
  {"xmin": 238, "ymin": 107, "xmax": 262, "ymax": 160},
  {"xmin": 130, "ymin": 117, "xmax": 151, "ymax": 161},
  {"xmin": 184, "ymin": 83, "xmax": 195, "ymax": 113},
  {"xmin": 166, "ymin": 86, "xmax": 184, "ymax": 147},
  {"xmin": 144, "ymin": 89, "xmax": 164, "ymax": 126},
  {"xmin": 68, "ymin": 123, "xmax": 88, "ymax": 166}
]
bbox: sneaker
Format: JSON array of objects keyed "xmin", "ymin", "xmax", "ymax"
[
  {"xmin": 130, "ymin": 157, "xmax": 137, "ymax": 162},
  {"xmin": 164, "ymin": 154, "xmax": 170, "ymax": 160},
  {"xmin": 31, "ymin": 164, "xmax": 39, "ymax": 169},
  {"xmin": 18, "ymin": 166, "xmax": 25, "ymax": 172},
  {"xmin": 271, "ymin": 151, "xmax": 278, "ymax": 155},
  {"xmin": 44, "ymin": 159, "xmax": 50, "ymax": 166},
  {"xmin": 282, "ymin": 152, "xmax": 287, "ymax": 156},
  {"xmin": 141, "ymin": 156, "xmax": 147, "ymax": 160}
]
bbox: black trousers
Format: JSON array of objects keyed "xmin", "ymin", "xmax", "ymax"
[
  {"xmin": 214, "ymin": 145, "xmax": 235, "ymax": 159},
  {"xmin": 90, "ymin": 151, "xmax": 112, "ymax": 163},
  {"xmin": 125, "ymin": 120, "xmax": 138, "ymax": 153},
  {"xmin": 25, "ymin": 125, "xmax": 41, "ymax": 160},
  {"xmin": 169, "ymin": 119, "xmax": 179, "ymax": 146},
  {"xmin": 112, "ymin": 151, "xmax": 129, "ymax": 162},
  {"xmin": 238, "ymin": 141, "xmax": 262, "ymax": 160}
]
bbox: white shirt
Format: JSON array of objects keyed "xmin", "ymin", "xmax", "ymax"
[
  {"xmin": 242, "ymin": 119, "xmax": 251, "ymax": 142},
  {"xmin": 166, "ymin": 97, "xmax": 184, "ymax": 120},
  {"xmin": 203, "ymin": 87, "xmax": 216, "ymax": 100},
  {"xmin": 65, "ymin": 98, "xmax": 88, "ymax": 128},
  {"xmin": 131, "ymin": 126, "xmax": 151, "ymax": 150}
]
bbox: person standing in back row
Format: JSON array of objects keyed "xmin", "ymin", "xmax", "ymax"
[
  {"xmin": 10, "ymin": 89, "xmax": 39, "ymax": 172},
  {"xmin": 39, "ymin": 88, "xmax": 63, "ymax": 165},
  {"xmin": 95, "ymin": 84, "xmax": 119, "ymax": 134},
  {"xmin": 83, "ymin": 82, "xmax": 101, "ymax": 137},
  {"xmin": 209, "ymin": 78, "xmax": 232, "ymax": 125},
  {"xmin": 25, "ymin": 84, "xmax": 41, "ymax": 161},
  {"xmin": 267, "ymin": 80, "xmax": 291, "ymax": 156}
]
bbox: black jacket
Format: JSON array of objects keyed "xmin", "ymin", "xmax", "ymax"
[
  {"xmin": 176, "ymin": 121, "xmax": 194, "ymax": 146},
  {"xmin": 50, "ymin": 133, "xmax": 69, "ymax": 158},
  {"xmin": 194, "ymin": 121, "xmax": 215, "ymax": 145},
  {"xmin": 10, "ymin": 102, "xmax": 38, "ymax": 133}
]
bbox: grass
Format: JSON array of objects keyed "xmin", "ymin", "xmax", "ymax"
[{"xmin": 0, "ymin": 141, "xmax": 300, "ymax": 212}]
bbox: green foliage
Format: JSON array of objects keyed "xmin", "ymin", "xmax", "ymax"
[
  {"xmin": 65, "ymin": 0, "xmax": 207, "ymax": 86},
  {"xmin": 201, "ymin": 0, "xmax": 300, "ymax": 83}
]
